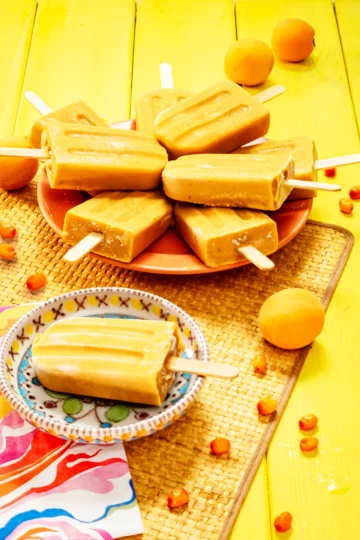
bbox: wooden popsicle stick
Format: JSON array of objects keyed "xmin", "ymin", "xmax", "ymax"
[
  {"xmin": 285, "ymin": 179, "xmax": 341, "ymax": 192},
  {"xmin": 167, "ymin": 357, "xmax": 239, "ymax": 379},
  {"xmin": 63, "ymin": 233, "xmax": 103, "ymax": 263},
  {"xmin": 24, "ymin": 91, "xmax": 52, "ymax": 115},
  {"xmin": 255, "ymin": 85, "xmax": 286, "ymax": 104},
  {"xmin": 0, "ymin": 147, "xmax": 48, "ymax": 159},
  {"xmin": 160, "ymin": 62, "xmax": 174, "ymax": 89},
  {"xmin": 237, "ymin": 245, "xmax": 275, "ymax": 271},
  {"xmin": 315, "ymin": 153, "xmax": 360, "ymax": 170}
]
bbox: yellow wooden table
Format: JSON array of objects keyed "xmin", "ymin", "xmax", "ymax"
[{"xmin": 1, "ymin": 0, "xmax": 360, "ymax": 538}]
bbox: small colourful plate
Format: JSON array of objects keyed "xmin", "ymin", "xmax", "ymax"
[
  {"xmin": 37, "ymin": 167, "xmax": 312, "ymax": 275},
  {"xmin": 0, "ymin": 288, "xmax": 208, "ymax": 444}
]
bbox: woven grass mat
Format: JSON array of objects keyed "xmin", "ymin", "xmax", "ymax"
[{"xmin": 0, "ymin": 182, "xmax": 354, "ymax": 539}]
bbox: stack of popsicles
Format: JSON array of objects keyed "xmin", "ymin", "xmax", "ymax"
[{"xmin": 2, "ymin": 70, "xmax": 347, "ymax": 270}]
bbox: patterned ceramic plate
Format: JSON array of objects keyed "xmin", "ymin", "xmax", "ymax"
[{"xmin": 0, "ymin": 288, "xmax": 208, "ymax": 444}]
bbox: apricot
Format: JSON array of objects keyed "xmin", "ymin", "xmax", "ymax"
[
  {"xmin": 272, "ymin": 19, "xmax": 315, "ymax": 62},
  {"xmin": 259, "ymin": 288, "xmax": 325, "ymax": 350},
  {"xmin": 0, "ymin": 136, "xmax": 39, "ymax": 191},
  {"xmin": 224, "ymin": 38, "xmax": 274, "ymax": 86}
]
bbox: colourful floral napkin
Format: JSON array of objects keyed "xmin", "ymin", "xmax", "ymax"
[{"xmin": 0, "ymin": 305, "xmax": 144, "ymax": 539}]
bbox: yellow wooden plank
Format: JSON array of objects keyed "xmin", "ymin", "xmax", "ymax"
[
  {"xmin": 335, "ymin": 0, "xmax": 360, "ymax": 134},
  {"xmin": 15, "ymin": 0, "xmax": 135, "ymax": 137},
  {"xmin": 230, "ymin": 459, "xmax": 271, "ymax": 540},
  {"xmin": 131, "ymin": 0, "xmax": 236, "ymax": 117},
  {"xmin": 235, "ymin": 1, "xmax": 360, "ymax": 538},
  {"xmin": 0, "ymin": 0, "xmax": 37, "ymax": 137}
]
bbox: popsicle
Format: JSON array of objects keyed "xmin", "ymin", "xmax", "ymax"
[
  {"xmin": 154, "ymin": 79, "xmax": 271, "ymax": 158},
  {"xmin": 234, "ymin": 136, "xmax": 318, "ymax": 199},
  {"xmin": 174, "ymin": 204, "xmax": 278, "ymax": 270},
  {"xmin": 63, "ymin": 190, "xmax": 173, "ymax": 263},
  {"xmin": 136, "ymin": 63, "xmax": 193, "ymax": 136},
  {"xmin": 162, "ymin": 153, "xmax": 341, "ymax": 211},
  {"xmin": 41, "ymin": 122, "xmax": 168, "ymax": 191},
  {"xmin": 32, "ymin": 318, "xmax": 239, "ymax": 405},
  {"xmin": 29, "ymin": 99, "xmax": 108, "ymax": 148}
]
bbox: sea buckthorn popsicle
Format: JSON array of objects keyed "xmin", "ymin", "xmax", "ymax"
[
  {"xmin": 42, "ymin": 122, "xmax": 168, "ymax": 190},
  {"xmin": 163, "ymin": 153, "xmax": 295, "ymax": 211},
  {"xmin": 154, "ymin": 80, "xmax": 270, "ymax": 158},
  {"xmin": 174, "ymin": 204, "xmax": 278, "ymax": 269},
  {"xmin": 32, "ymin": 318, "xmax": 185, "ymax": 405},
  {"xmin": 234, "ymin": 136, "xmax": 318, "ymax": 200},
  {"xmin": 63, "ymin": 191, "xmax": 173, "ymax": 263},
  {"xmin": 29, "ymin": 101, "xmax": 107, "ymax": 148}
]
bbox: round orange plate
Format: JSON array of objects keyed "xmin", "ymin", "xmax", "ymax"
[{"xmin": 37, "ymin": 168, "xmax": 312, "ymax": 275}]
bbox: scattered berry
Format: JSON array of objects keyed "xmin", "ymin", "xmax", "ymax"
[
  {"xmin": 274, "ymin": 511, "xmax": 293, "ymax": 532},
  {"xmin": 0, "ymin": 244, "xmax": 16, "ymax": 260},
  {"xmin": 26, "ymin": 272, "xmax": 47, "ymax": 291},
  {"xmin": 299, "ymin": 414, "xmax": 318, "ymax": 431},
  {"xmin": 253, "ymin": 354, "xmax": 267, "ymax": 374},
  {"xmin": 257, "ymin": 396, "xmax": 277, "ymax": 416},
  {"xmin": 339, "ymin": 198, "xmax": 353, "ymax": 214},
  {"xmin": 0, "ymin": 223, "xmax": 16, "ymax": 239},
  {"xmin": 167, "ymin": 488, "xmax": 189, "ymax": 509},
  {"xmin": 349, "ymin": 186, "xmax": 360, "ymax": 200},
  {"xmin": 210, "ymin": 437, "xmax": 231, "ymax": 455},
  {"xmin": 300, "ymin": 436, "xmax": 319, "ymax": 452},
  {"xmin": 324, "ymin": 167, "xmax": 336, "ymax": 178}
]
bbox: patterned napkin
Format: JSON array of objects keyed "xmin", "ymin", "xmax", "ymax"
[{"xmin": 0, "ymin": 305, "xmax": 144, "ymax": 539}]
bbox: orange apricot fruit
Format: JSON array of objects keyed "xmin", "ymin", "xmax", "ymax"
[
  {"xmin": 0, "ymin": 136, "xmax": 39, "ymax": 191},
  {"xmin": 272, "ymin": 19, "xmax": 315, "ymax": 62},
  {"xmin": 224, "ymin": 38, "xmax": 274, "ymax": 86}
]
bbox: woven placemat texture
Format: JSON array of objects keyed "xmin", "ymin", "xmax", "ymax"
[{"xmin": 0, "ymin": 182, "xmax": 353, "ymax": 539}]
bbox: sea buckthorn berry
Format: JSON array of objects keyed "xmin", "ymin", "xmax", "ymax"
[
  {"xmin": 300, "ymin": 436, "xmax": 319, "ymax": 452},
  {"xmin": 274, "ymin": 511, "xmax": 293, "ymax": 532},
  {"xmin": 167, "ymin": 488, "xmax": 189, "ymax": 509},
  {"xmin": 0, "ymin": 223, "xmax": 16, "ymax": 239},
  {"xmin": 349, "ymin": 186, "xmax": 360, "ymax": 200},
  {"xmin": 26, "ymin": 272, "xmax": 47, "ymax": 291},
  {"xmin": 299, "ymin": 414, "xmax": 318, "ymax": 431},
  {"xmin": 253, "ymin": 354, "xmax": 267, "ymax": 374},
  {"xmin": 324, "ymin": 167, "xmax": 336, "ymax": 178},
  {"xmin": 210, "ymin": 437, "xmax": 231, "ymax": 455},
  {"xmin": 339, "ymin": 198, "xmax": 353, "ymax": 214},
  {"xmin": 0, "ymin": 244, "xmax": 16, "ymax": 260},
  {"xmin": 257, "ymin": 396, "xmax": 277, "ymax": 416}
]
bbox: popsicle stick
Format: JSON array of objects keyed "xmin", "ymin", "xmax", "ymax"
[
  {"xmin": 167, "ymin": 357, "xmax": 239, "ymax": 379},
  {"xmin": 24, "ymin": 91, "xmax": 52, "ymax": 115},
  {"xmin": 160, "ymin": 62, "xmax": 174, "ymax": 89},
  {"xmin": 0, "ymin": 147, "xmax": 48, "ymax": 159},
  {"xmin": 237, "ymin": 246, "xmax": 275, "ymax": 271},
  {"xmin": 63, "ymin": 233, "xmax": 103, "ymax": 263},
  {"xmin": 315, "ymin": 153, "xmax": 360, "ymax": 170},
  {"xmin": 285, "ymin": 179, "xmax": 341, "ymax": 192},
  {"xmin": 255, "ymin": 85, "xmax": 286, "ymax": 104}
]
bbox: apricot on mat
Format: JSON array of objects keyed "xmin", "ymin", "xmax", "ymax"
[
  {"xmin": 259, "ymin": 288, "xmax": 325, "ymax": 350},
  {"xmin": 0, "ymin": 136, "xmax": 38, "ymax": 191},
  {"xmin": 224, "ymin": 38, "xmax": 274, "ymax": 86},
  {"xmin": 272, "ymin": 19, "xmax": 315, "ymax": 62}
]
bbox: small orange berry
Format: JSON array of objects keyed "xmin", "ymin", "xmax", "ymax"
[
  {"xmin": 167, "ymin": 488, "xmax": 189, "ymax": 509},
  {"xmin": 210, "ymin": 437, "xmax": 231, "ymax": 455},
  {"xmin": 349, "ymin": 186, "xmax": 360, "ymax": 200},
  {"xmin": 299, "ymin": 414, "xmax": 318, "ymax": 431},
  {"xmin": 324, "ymin": 167, "xmax": 336, "ymax": 178},
  {"xmin": 253, "ymin": 354, "xmax": 267, "ymax": 374},
  {"xmin": 339, "ymin": 198, "xmax": 354, "ymax": 214},
  {"xmin": 0, "ymin": 224, "xmax": 16, "ymax": 239},
  {"xmin": 300, "ymin": 436, "xmax": 319, "ymax": 452},
  {"xmin": 0, "ymin": 244, "xmax": 16, "ymax": 260},
  {"xmin": 26, "ymin": 272, "xmax": 47, "ymax": 291},
  {"xmin": 257, "ymin": 396, "xmax": 277, "ymax": 416},
  {"xmin": 274, "ymin": 511, "xmax": 293, "ymax": 532}
]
